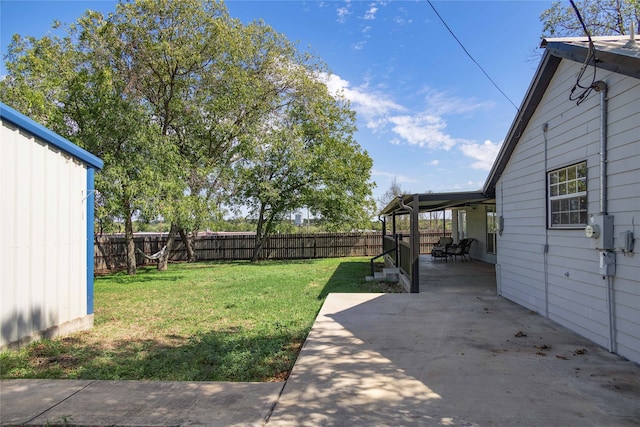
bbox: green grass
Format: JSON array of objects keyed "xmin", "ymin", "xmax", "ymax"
[{"xmin": 1, "ymin": 258, "xmax": 395, "ymax": 382}]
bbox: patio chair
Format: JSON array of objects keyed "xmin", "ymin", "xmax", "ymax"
[
  {"xmin": 445, "ymin": 238, "xmax": 476, "ymax": 262},
  {"xmin": 461, "ymin": 238, "xmax": 475, "ymax": 262},
  {"xmin": 431, "ymin": 237, "xmax": 453, "ymax": 261},
  {"xmin": 445, "ymin": 238, "xmax": 469, "ymax": 262}
]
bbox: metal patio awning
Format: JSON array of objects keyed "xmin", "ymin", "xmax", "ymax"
[{"xmin": 379, "ymin": 191, "xmax": 493, "ymax": 216}]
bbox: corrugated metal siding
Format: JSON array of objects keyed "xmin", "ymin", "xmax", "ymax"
[
  {"xmin": 1, "ymin": 119, "xmax": 88, "ymax": 347},
  {"xmin": 497, "ymin": 59, "xmax": 640, "ymax": 364}
]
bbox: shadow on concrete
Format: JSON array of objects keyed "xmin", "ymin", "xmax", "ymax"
[{"xmin": 268, "ymin": 260, "xmax": 640, "ymax": 426}]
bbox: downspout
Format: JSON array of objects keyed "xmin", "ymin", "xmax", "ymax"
[
  {"xmin": 594, "ymin": 80, "xmax": 616, "ymax": 353},
  {"xmin": 543, "ymin": 123, "xmax": 550, "ymax": 319},
  {"xmin": 595, "ymin": 81, "xmax": 608, "ymax": 216},
  {"xmin": 379, "ymin": 215, "xmax": 386, "ymax": 237}
]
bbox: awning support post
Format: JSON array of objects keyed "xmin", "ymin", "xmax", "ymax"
[{"xmin": 410, "ymin": 194, "xmax": 420, "ymax": 293}]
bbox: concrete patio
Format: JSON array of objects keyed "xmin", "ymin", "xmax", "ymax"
[
  {"xmin": 268, "ymin": 257, "xmax": 640, "ymax": 426},
  {"xmin": 2, "ymin": 257, "xmax": 640, "ymax": 426}
]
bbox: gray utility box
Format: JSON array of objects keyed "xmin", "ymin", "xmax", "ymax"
[{"xmin": 585, "ymin": 214, "xmax": 614, "ymax": 250}]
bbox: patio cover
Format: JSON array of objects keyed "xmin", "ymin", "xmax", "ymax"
[{"xmin": 379, "ymin": 190, "xmax": 493, "ymax": 216}]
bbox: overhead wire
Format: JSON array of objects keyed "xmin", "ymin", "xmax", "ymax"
[
  {"xmin": 568, "ymin": 0, "xmax": 598, "ymax": 105},
  {"xmin": 425, "ymin": 0, "xmax": 520, "ymax": 112}
]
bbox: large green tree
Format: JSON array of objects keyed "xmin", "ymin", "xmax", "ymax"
[
  {"xmin": 2, "ymin": 0, "xmax": 375, "ymax": 270},
  {"xmin": 1, "ymin": 12, "xmax": 172, "ymax": 275},
  {"xmin": 107, "ymin": 0, "xmax": 242, "ymax": 269},
  {"xmin": 233, "ymin": 68, "xmax": 375, "ymax": 262},
  {"xmin": 541, "ymin": 0, "xmax": 640, "ymax": 37}
]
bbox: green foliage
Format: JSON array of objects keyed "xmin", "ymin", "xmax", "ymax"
[
  {"xmin": 232, "ymin": 64, "xmax": 375, "ymax": 259},
  {"xmin": 1, "ymin": 0, "xmax": 376, "ymax": 269},
  {"xmin": 541, "ymin": 0, "xmax": 640, "ymax": 37},
  {"xmin": 0, "ymin": 258, "xmax": 386, "ymax": 382}
]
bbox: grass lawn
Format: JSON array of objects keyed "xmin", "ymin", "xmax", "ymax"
[{"xmin": 0, "ymin": 257, "xmax": 399, "ymax": 382}]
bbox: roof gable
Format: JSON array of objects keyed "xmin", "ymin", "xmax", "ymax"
[
  {"xmin": 0, "ymin": 102, "xmax": 104, "ymax": 170},
  {"xmin": 483, "ymin": 35, "xmax": 639, "ymax": 194}
]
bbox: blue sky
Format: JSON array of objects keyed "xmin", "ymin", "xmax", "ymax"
[{"xmin": 1, "ymin": 0, "xmax": 555, "ymax": 205}]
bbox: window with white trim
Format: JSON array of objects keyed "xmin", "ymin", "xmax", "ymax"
[{"xmin": 548, "ymin": 162, "xmax": 587, "ymax": 227}]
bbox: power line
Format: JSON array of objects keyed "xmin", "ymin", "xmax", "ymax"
[
  {"xmin": 568, "ymin": 0, "xmax": 598, "ymax": 105},
  {"xmin": 425, "ymin": 0, "xmax": 520, "ymax": 112}
]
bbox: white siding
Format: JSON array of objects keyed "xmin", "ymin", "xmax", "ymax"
[
  {"xmin": 1, "ymin": 119, "xmax": 89, "ymax": 348},
  {"xmin": 497, "ymin": 59, "xmax": 640, "ymax": 364}
]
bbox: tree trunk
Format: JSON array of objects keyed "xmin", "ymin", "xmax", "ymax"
[
  {"xmin": 124, "ymin": 212, "xmax": 137, "ymax": 275},
  {"xmin": 157, "ymin": 223, "xmax": 179, "ymax": 271},
  {"xmin": 179, "ymin": 228, "xmax": 197, "ymax": 262},
  {"xmin": 251, "ymin": 233, "xmax": 269, "ymax": 262},
  {"xmin": 251, "ymin": 203, "xmax": 273, "ymax": 262}
]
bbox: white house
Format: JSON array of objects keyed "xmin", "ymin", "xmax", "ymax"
[
  {"xmin": 380, "ymin": 34, "xmax": 639, "ymax": 365},
  {"xmin": 1, "ymin": 102, "xmax": 104, "ymax": 349},
  {"xmin": 485, "ymin": 35, "xmax": 640, "ymax": 365}
]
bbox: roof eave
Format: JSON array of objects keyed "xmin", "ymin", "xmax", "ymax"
[
  {"xmin": 544, "ymin": 40, "xmax": 640, "ymax": 79},
  {"xmin": 482, "ymin": 50, "xmax": 561, "ymax": 194},
  {"xmin": 0, "ymin": 102, "xmax": 104, "ymax": 170}
]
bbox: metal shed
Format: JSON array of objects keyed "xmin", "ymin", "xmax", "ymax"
[{"xmin": 1, "ymin": 102, "xmax": 104, "ymax": 349}]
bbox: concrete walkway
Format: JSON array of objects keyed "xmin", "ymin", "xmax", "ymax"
[{"xmin": 3, "ymin": 259, "xmax": 640, "ymax": 426}]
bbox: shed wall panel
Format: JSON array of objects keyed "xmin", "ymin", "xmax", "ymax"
[{"xmin": 1, "ymin": 119, "xmax": 89, "ymax": 348}]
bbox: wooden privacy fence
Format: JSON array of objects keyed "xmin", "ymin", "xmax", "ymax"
[{"xmin": 94, "ymin": 231, "xmax": 451, "ymax": 272}]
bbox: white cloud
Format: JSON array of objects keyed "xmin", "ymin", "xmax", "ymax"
[
  {"xmin": 320, "ymin": 73, "xmax": 404, "ymax": 126},
  {"xmin": 393, "ymin": 16, "xmax": 406, "ymax": 25},
  {"xmin": 423, "ymin": 87, "xmax": 494, "ymax": 116},
  {"xmin": 372, "ymin": 169, "xmax": 419, "ymax": 184},
  {"xmin": 428, "ymin": 160, "xmax": 440, "ymax": 166},
  {"xmin": 459, "ymin": 140, "xmax": 502, "ymax": 170},
  {"xmin": 320, "ymin": 74, "xmax": 496, "ymax": 157},
  {"xmin": 364, "ymin": 5, "xmax": 378, "ymax": 20},
  {"xmin": 387, "ymin": 114, "xmax": 461, "ymax": 150},
  {"xmin": 353, "ymin": 41, "xmax": 367, "ymax": 50},
  {"xmin": 336, "ymin": 1, "xmax": 351, "ymax": 23}
]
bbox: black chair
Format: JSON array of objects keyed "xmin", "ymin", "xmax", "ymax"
[
  {"xmin": 445, "ymin": 238, "xmax": 468, "ymax": 262},
  {"xmin": 461, "ymin": 238, "xmax": 475, "ymax": 262},
  {"xmin": 431, "ymin": 237, "xmax": 453, "ymax": 261}
]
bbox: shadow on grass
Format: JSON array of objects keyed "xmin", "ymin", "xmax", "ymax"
[
  {"xmin": 2, "ymin": 326, "xmax": 306, "ymax": 382},
  {"xmin": 318, "ymin": 260, "xmax": 394, "ymax": 299},
  {"xmin": 98, "ymin": 265, "xmax": 187, "ymax": 285},
  {"xmin": 1, "ymin": 258, "xmax": 382, "ymax": 382}
]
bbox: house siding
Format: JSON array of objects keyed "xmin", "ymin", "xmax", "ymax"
[
  {"xmin": 496, "ymin": 59, "xmax": 640, "ymax": 364},
  {"xmin": 0, "ymin": 113, "xmax": 97, "ymax": 349}
]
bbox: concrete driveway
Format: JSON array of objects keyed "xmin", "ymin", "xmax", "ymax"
[{"xmin": 2, "ymin": 259, "xmax": 640, "ymax": 426}]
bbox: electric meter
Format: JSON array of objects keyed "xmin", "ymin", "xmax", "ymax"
[{"xmin": 585, "ymin": 224, "xmax": 600, "ymax": 239}]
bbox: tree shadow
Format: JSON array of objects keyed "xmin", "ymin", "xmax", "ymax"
[
  {"xmin": 2, "ymin": 306, "xmax": 68, "ymax": 350},
  {"xmin": 318, "ymin": 260, "xmax": 392, "ymax": 299}
]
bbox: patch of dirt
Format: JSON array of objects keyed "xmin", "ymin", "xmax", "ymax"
[{"xmin": 375, "ymin": 281, "xmax": 405, "ymax": 293}]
